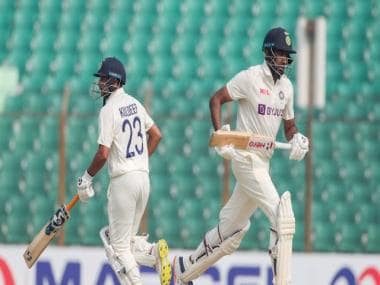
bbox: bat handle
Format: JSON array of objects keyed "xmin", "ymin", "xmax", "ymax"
[
  {"xmin": 66, "ymin": 194, "xmax": 79, "ymax": 211},
  {"xmin": 275, "ymin": 141, "xmax": 291, "ymax": 150}
]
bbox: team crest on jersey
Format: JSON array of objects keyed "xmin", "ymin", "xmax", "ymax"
[
  {"xmin": 279, "ymin": 91, "xmax": 284, "ymax": 100},
  {"xmin": 285, "ymin": 32, "xmax": 292, "ymax": 46}
]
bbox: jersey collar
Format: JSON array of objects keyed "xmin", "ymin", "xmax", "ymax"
[
  {"xmin": 105, "ymin": 87, "xmax": 124, "ymax": 103},
  {"xmin": 261, "ymin": 61, "xmax": 273, "ymax": 78},
  {"xmin": 261, "ymin": 61, "xmax": 288, "ymax": 84}
]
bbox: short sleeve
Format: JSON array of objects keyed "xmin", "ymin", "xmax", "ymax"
[
  {"xmin": 283, "ymin": 83, "xmax": 295, "ymax": 120},
  {"xmin": 97, "ymin": 107, "xmax": 114, "ymax": 147},
  {"xmin": 144, "ymin": 110, "xmax": 154, "ymax": 131},
  {"xmin": 226, "ymin": 70, "xmax": 250, "ymax": 100}
]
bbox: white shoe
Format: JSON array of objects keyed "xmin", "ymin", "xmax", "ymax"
[
  {"xmin": 172, "ymin": 256, "xmax": 193, "ymax": 285},
  {"xmin": 154, "ymin": 239, "xmax": 172, "ymax": 285}
]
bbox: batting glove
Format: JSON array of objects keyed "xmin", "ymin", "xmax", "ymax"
[
  {"xmin": 215, "ymin": 124, "xmax": 234, "ymax": 159},
  {"xmin": 77, "ymin": 170, "xmax": 95, "ymax": 202},
  {"xmin": 215, "ymin": 144, "xmax": 238, "ymax": 160},
  {"xmin": 289, "ymin": 133, "xmax": 309, "ymax": 161}
]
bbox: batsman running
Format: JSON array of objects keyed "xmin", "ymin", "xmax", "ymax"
[
  {"xmin": 172, "ymin": 27, "xmax": 309, "ymax": 285},
  {"xmin": 76, "ymin": 57, "xmax": 171, "ymax": 285}
]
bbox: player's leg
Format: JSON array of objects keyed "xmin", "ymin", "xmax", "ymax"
[
  {"xmin": 105, "ymin": 173, "xmax": 143, "ymax": 285},
  {"xmin": 173, "ymin": 185, "xmax": 257, "ymax": 283},
  {"xmin": 130, "ymin": 172, "xmax": 171, "ymax": 285},
  {"xmin": 248, "ymin": 167, "xmax": 295, "ymax": 285}
]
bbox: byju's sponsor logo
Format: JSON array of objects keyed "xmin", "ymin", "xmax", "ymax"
[
  {"xmin": 258, "ymin": 104, "xmax": 266, "ymax": 115},
  {"xmin": 257, "ymin": 104, "xmax": 284, "ymax": 117}
]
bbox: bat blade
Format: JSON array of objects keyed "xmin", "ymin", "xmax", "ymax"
[
  {"xmin": 209, "ymin": 130, "xmax": 251, "ymax": 149},
  {"xmin": 23, "ymin": 194, "xmax": 79, "ymax": 268},
  {"xmin": 23, "ymin": 222, "xmax": 59, "ymax": 268}
]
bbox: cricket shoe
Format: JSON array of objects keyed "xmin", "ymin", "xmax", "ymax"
[
  {"xmin": 172, "ymin": 256, "xmax": 193, "ymax": 285},
  {"xmin": 154, "ymin": 239, "xmax": 172, "ymax": 285}
]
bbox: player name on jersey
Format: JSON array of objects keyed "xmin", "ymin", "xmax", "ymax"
[{"xmin": 119, "ymin": 103, "xmax": 137, "ymax": 117}]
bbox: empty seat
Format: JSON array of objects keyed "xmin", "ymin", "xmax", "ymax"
[
  {"xmin": 336, "ymin": 224, "xmax": 364, "ymax": 252},
  {"xmin": 313, "ymin": 223, "xmax": 337, "ymax": 251},
  {"xmin": 364, "ymin": 224, "xmax": 380, "ymax": 252}
]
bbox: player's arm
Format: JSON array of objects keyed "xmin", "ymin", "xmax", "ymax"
[
  {"xmin": 147, "ymin": 124, "xmax": 162, "ymax": 156},
  {"xmin": 209, "ymin": 86, "xmax": 233, "ymax": 130},
  {"xmin": 87, "ymin": 144, "xmax": 110, "ymax": 176},
  {"xmin": 283, "ymin": 119, "xmax": 298, "ymax": 141}
]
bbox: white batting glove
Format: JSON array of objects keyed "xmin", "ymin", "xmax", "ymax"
[
  {"xmin": 289, "ymin": 133, "xmax": 309, "ymax": 161},
  {"xmin": 77, "ymin": 170, "xmax": 95, "ymax": 202},
  {"xmin": 214, "ymin": 124, "xmax": 244, "ymax": 161},
  {"xmin": 215, "ymin": 144, "xmax": 238, "ymax": 160}
]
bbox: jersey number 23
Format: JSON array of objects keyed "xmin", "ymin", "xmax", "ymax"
[{"xmin": 122, "ymin": 116, "xmax": 144, "ymax": 158}]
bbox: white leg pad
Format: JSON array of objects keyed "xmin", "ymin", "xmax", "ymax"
[
  {"xmin": 99, "ymin": 227, "xmax": 142, "ymax": 285},
  {"xmin": 181, "ymin": 223, "xmax": 249, "ymax": 282},
  {"xmin": 274, "ymin": 191, "xmax": 296, "ymax": 285},
  {"xmin": 99, "ymin": 227, "xmax": 124, "ymax": 274}
]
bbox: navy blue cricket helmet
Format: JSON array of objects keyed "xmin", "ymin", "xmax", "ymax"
[
  {"xmin": 262, "ymin": 27, "xmax": 296, "ymax": 54},
  {"xmin": 94, "ymin": 57, "xmax": 126, "ymax": 85}
]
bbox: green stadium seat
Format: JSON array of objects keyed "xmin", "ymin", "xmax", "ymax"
[
  {"xmin": 313, "ymin": 202, "xmax": 330, "ymax": 223},
  {"xmin": 150, "ymin": 98, "xmax": 171, "ymax": 116},
  {"xmin": 355, "ymin": 206, "xmax": 378, "ymax": 225},
  {"xmin": 180, "ymin": 219, "xmax": 205, "ymax": 248},
  {"xmin": 201, "ymin": 16, "xmax": 224, "ymax": 36},
  {"xmin": 329, "ymin": 203, "xmax": 356, "ymax": 224},
  {"xmin": 21, "ymin": 73, "xmax": 49, "ymax": 92},
  {"xmin": 148, "ymin": 33, "xmax": 174, "ymax": 57},
  {"xmin": 185, "ymin": 119, "xmax": 211, "ymax": 138},
  {"xmin": 314, "ymin": 160, "xmax": 340, "ymax": 181},
  {"xmin": 55, "ymin": 29, "xmax": 80, "ymax": 52},
  {"xmin": 365, "ymin": 224, "xmax": 380, "ymax": 252},
  {"xmin": 313, "ymin": 223, "xmax": 337, "ymax": 251},
  {"xmin": 4, "ymin": 215, "xmax": 29, "ymax": 243},
  {"xmin": 342, "ymin": 19, "xmax": 368, "ymax": 41},
  {"xmin": 177, "ymin": 199, "xmax": 203, "ymax": 220},
  {"xmin": 13, "ymin": 8, "xmax": 38, "ymax": 29},
  {"xmin": 3, "ymin": 95, "xmax": 25, "ymax": 113},
  {"xmin": 197, "ymin": 57, "xmax": 222, "ymax": 79},
  {"xmin": 152, "ymin": 216, "xmax": 181, "ymax": 247},
  {"xmin": 348, "ymin": 1, "xmax": 373, "ymax": 19},
  {"xmin": 220, "ymin": 37, "xmax": 247, "ymax": 59},
  {"xmin": 80, "ymin": 214, "xmax": 107, "ymax": 245},
  {"xmin": 186, "ymin": 135, "xmax": 210, "ymax": 155},
  {"xmin": 325, "ymin": 1, "xmax": 347, "ymax": 18},
  {"xmin": 0, "ymin": 169, "xmax": 20, "ymax": 195},
  {"xmin": 23, "ymin": 93, "xmax": 49, "ymax": 113},
  {"xmin": 169, "ymin": 174, "xmax": 196, "ymax": 199},
  {"xmin": 64, "ymin": 217, "xmax": 82, "ymax": 245},
  {"xmin": 336, "ymin": 224, "xmax": 364, "ymax": 252},
  {"xmin": 343, "ymin": 62, "xmax": 367, "ymax": 81},
  {"xmin": 170, "ymin": 98, "xmax": 195, "ymax": 117},
  {"xmin": 105, "ymin": 11, "xmax": 132, "ymax": 34},
  {"xmin": 149, "ymin": 56, "xmax": 174, "ymax": 78},
  {"xmin": 276, "ymin": 0, "xmax": 300, "ymax": 18},
  {"xmin": 205, "ymin": 0, "xmax": 229, "ymax": 17},
  {"xmin": 150, "ymin": 198, "xmax": 177, "ymax": 222},
  {"xmin": 318, "ymin": 183, "xmax": 345, "ymax": 203}
]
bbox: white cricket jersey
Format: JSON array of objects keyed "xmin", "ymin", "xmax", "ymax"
[
  {"xmin": 97, "ymin": 88, "xmax": 154, "ymax": 178},
  {"xmin": 226, "ymin": 61, "xmax": 295, "ymax": 140}
]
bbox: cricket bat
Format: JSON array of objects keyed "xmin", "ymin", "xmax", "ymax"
[
  {"xmin": 209, "ymin": 130, "xmax": 291, "ymax": 150},
  {"xmin": 23, "ymin": 194, "xmax": 79, "ymax": 268}
]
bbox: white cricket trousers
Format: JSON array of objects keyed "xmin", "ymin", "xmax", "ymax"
[
  {"xmin": 107, "ymin": 171, "xmax": 150, "ymax": 278},
  {"xmin": 192, "ymin": 152, "xmax": 280, "ymax": 257}
]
